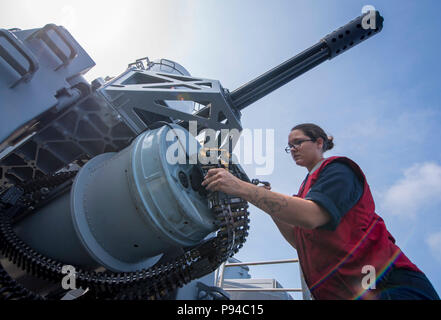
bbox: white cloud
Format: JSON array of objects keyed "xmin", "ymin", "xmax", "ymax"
[
  {"xmin": 426, "ymin": 231, "xmax": 441, "ymax": 263},
  {"xmin": 381, "ymin": 162, "xmax": 441, "ymax": 218},
  {"xmin": 60, "ymin": 5, "xmax": 77, "ymax": 31}
]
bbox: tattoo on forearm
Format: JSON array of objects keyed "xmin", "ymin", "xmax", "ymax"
[{"xmin": 250, "ymin": 188, "xmax": 289, "ymax": 215}]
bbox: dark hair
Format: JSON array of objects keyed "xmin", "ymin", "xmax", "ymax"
[{"xmin": 291, "ymin": 123, "xmax": 334, "ymax": 152}]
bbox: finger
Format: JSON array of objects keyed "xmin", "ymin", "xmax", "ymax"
[
  {"xmin": 202, "ymin": 172, "xmax": 221, "ymax": 186},
  {"xmin": 201, "ymin": 176, "xmax": 212, "ymax": 186},
  {"xmin": 206, "ymin": 168, "xmax": 223, "ymax": 177},
  {"xmin": 205, "ymin": 169, "xmax": 215, "ymax": 177},
  {"xmin": 202, "ymin": 171, "xmax": 214, "ymax": 186},
  {"xmin": 206, "ymin": 180, "xmax": 220, "ymax": 191}
]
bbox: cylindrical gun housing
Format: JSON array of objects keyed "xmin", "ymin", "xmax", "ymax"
[{"xmin": 14, "ymin": 125, "xmax": 216, "ymax": 272}]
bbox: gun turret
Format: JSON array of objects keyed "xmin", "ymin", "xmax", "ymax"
[{"xmin": 0, "ymin": 9, "xmax": 384, "ymax": 300}]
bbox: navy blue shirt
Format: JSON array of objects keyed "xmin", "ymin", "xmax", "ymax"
[{"xmin": 303, "ymin": 162, "xmax": 364, "ymax": 231}]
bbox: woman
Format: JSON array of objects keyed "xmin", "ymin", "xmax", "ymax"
[{"xmin": 201, "ymin": 123, "xmax": 439, "ymax": 300}]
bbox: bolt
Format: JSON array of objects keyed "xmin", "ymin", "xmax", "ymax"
[{"xmin": 40, "ymin": 187, "xmax": 50, "ymax": 195}]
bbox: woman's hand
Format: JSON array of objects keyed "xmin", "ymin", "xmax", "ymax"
[
  {"xmin": 261, "ymin": 183, "xmax": 271, "ymax": 191},
  {"xmin": 201, "ymin": 168, "xmax": 245, "ymax": 196}
]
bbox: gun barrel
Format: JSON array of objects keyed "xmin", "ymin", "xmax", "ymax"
[{"xmin": 230, "ymin": 10, "xmax": 384, "ymax": 111}]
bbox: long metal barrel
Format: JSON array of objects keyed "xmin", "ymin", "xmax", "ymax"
[{"xmin": 229, "ymin": 10, "xmax": 384, "ymax": 111}]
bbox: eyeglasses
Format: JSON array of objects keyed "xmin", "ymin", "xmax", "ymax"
[{"xmin": 285, "ymin": 139, "xmax": 314, "ymax": 153}]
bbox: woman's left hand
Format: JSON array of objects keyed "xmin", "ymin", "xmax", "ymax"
[{"xmin": 201, "ymin": 168, "xmax": 245, "ymax": 196}]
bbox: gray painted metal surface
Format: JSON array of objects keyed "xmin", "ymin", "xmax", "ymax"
[
  {"xmin": 0, "ymin": 25, "xmax": 95, "ymax": 149},
  {"xmin": 1, "ymin": 11, "xmax": 384, "ymax": 299},
  {"xmin": 15, "ymin": 124, "xmax": 217, "ymax": 272}
]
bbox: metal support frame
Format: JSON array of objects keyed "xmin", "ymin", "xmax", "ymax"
[{"xmin": 97, "ymin": 69, "xmax": 243, "ymax": 135}]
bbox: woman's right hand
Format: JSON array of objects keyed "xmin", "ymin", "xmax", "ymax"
[{"xmin": 260, "ymin": 183, "xmax": 271, "ymax": 191}]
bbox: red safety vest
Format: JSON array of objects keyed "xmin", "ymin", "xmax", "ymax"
[{"xmin": 293, "ymin": 156, "xmax": 421, "ymax": 300}]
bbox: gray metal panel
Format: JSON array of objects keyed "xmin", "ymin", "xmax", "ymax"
[
  {"xmin": 0, "ymin": 25, "xmax": 95, "ymax": 148},
  {"xmin": 0, "ymin": 93, "xmax": 135, "ymax": 193}
]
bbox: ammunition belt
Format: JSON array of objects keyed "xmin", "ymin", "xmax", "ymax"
[{"xmin": 0, "ymin": 163, "xmax": 249, "ymax": 300}]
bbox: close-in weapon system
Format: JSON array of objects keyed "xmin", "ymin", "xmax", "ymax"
[{"xmin": 0, "ymin": 10, "xmax": 383, "ymax": 300}]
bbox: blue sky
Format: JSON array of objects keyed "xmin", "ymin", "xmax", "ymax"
[{"xmin": 2, "ymin": 0, "xmax": 441, "ymax": 299}]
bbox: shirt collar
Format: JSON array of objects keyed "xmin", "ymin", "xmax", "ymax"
[{"xmin": 309, "ymin": 158, "xmax": 326, "ymax": 175}]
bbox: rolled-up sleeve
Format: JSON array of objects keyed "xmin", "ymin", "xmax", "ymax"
[{"xmin": 304, "ymin": 162, "xmax": 363, "ymax": 231}]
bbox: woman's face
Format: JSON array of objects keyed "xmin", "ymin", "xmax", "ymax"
[{"xmin": 288, "ymin": 129, "xmax": 324, "ymax": 169}]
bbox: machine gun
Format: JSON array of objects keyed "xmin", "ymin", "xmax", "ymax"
[{"xmin": 0, "ymin": 10, "xmax": 383, "ymax": 300}]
